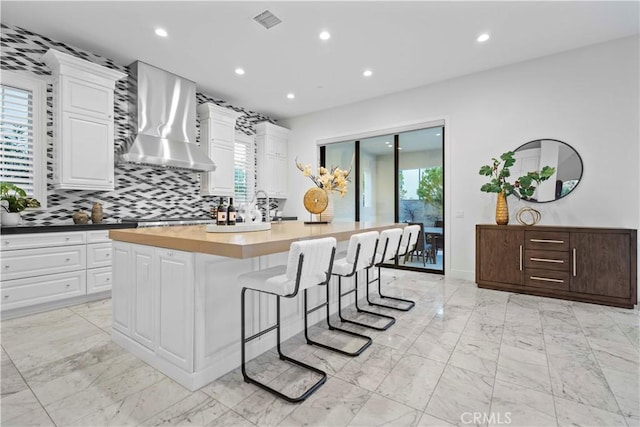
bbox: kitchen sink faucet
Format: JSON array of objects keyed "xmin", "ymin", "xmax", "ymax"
[{"xmin": 252, "ymin": 190, "xmax": 270, "ymax": 223}]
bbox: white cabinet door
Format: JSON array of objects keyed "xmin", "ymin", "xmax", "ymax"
[
  {"xmin": 1, "ymin": 270, "xmax": 86, "ymax": 311},
  {"xmin": 156, "ymin": 248, "xmax": 194, "ymax": 372},
  {"xmin": 204, "ymin": 141, "xmax": 235, "ymax": 197},
  {"xmin": 256, "ymin": 122, "xmax": 289, "ymax": 199},
  {"xmin": 58, "ymin": 112, "xmax": 114, "ymax": 190},
  {"xmin": 62, "ymin": 76, "xmax": 113, "ymax": 119},
  {"xmin": 112, "ymin": 242, "xmax": 132, "ymax": 334},
  {"xmin": 131, "ymin": 245, "xmax": 156, "ymax": 350},
  {"xmin": 1, "ymin": 245, "xmax": 86, "ymax": 280},
  {"xmin": 87, "ymin": 242, "xmax": 112, "ymax": 268}
]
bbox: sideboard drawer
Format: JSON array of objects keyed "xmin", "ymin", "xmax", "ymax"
[
  {"xmin": 1, "ymin": 246, "xmax": 86, "ymax": 280},
  {"xmin": 525, "ymin": 268, "xmax": 570, "ymax": 291},
  {"xmin": 1, "ymin": 232, "xmax": 85, "ymax": 251},
  {"xmin": 1, "ymin": 270, "xmax": 86, "ymax": 311},
  {"xmin": 87, "ymin": 242, "xmax": 112, "ymax": 268},
  {"xmin": 87, "ymin": 230, "xmax": 111, "ymax": 244},
  {"xmin": 524, "ymin": 249, "xmax": 570, "ymax": 272},
  {"xmin": 525, "ymin": 231, "xmax": 570, "ymax": 251}
]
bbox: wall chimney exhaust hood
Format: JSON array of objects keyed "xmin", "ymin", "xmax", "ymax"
[{"xmin": 118, "ymin": 61, "xmax": 216, "ymax": 172}]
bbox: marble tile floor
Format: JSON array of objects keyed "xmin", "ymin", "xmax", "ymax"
[{"xmin": 1, "ymin": 270, "xmax": 638, "ymax": 427}]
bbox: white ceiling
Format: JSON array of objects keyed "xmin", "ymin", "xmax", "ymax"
[{"xmin": 2, "ymin": 1, "xmax": 638, "ymax": 120}]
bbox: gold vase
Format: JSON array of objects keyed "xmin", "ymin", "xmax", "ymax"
[{"xmin": 495, "ymin": 191, "xmax": 509, "ymax": 225}]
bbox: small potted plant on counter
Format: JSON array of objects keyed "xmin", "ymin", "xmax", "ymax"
[{"xmin": 0, "ymin": 182, "xmax": 41, "ymax": 226}]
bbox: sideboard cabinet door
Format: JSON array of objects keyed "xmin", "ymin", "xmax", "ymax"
[
  {"xmin": 476, "ymin": 227, "xmax": 524, "ymax": 286},
  {"xmin": 570, "ymin": 232, "xmax": 631, "ymax": 299}
]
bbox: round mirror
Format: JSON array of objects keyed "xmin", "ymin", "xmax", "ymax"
[{"xmin": 513, "ymin": 139, "xmax": 582, "ymax": 203}]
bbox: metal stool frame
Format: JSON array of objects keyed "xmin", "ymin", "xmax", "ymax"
[
  {"xmin": 366, "ymin": 229, "xmax": 416, "ymax": 312},
  {"xmin": 240, "ymin": 246, "xmax": 335, "ymax": 403}
]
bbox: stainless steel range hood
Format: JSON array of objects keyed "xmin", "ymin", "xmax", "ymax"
[{"xmin": 118, "ymin": 61, "xmax": 216, "ymax": 172}]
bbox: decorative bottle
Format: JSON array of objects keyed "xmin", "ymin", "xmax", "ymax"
[
  {"xmin": 227, "ymin": 198, "xmax": 236, "ymax": 226},
  {"xmin": 216, "ymin": 198, "xmax": 227, "ymax": 225}
]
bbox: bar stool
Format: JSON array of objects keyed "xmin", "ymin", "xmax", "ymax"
[
  {"xmin": 331, "ymin": 231, "xmax": 396, "ymax": 331},
  {"xmin": 366, "ymin": 227, "xmax": 416, "ymax": 312},
  {"xmin": 304, "ymin": 234, "xmax": 375, "ymax": 356},
  {"xmin": 239, "ymin": 237, "xmax": 336, "ymax": 403}
]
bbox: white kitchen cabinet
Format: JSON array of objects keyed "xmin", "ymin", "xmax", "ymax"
[
  {"xmin": 255, "ymin": 122, "xmax": 289, "ymax": 198},
  {"xmin": 111, "ymin": 242, "xmax": 194, "ymax": 372},
  {"xmin": 1, "ymin": 230, "xmax": 115, "ymax": 315},
  {"xmin": 41, "ymin": 48, "xmax": 125, "ymax": 191},
  {"xmin": 197, "ymin": 103, "xmax": 243, "ymax": 197}
]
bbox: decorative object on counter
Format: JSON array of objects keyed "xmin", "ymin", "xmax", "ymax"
[
  {"xmin": 72, "ymin": 211, "xmax": 90, "ymax": 224},
  {"xmin": 479, "ymin": 151, "xmax": 555, "ymax": 225},
  {"xmin": 0, "ymin": 182, "xmax": 41, "ymax": 226},
  {"xmin": 216, "ymin": 197, "xmax": 227, "ymax": 225},
  {"xmin": 516, "ymin": 207, "xmax": 541, "ymax": 226},
  {"xmin": 91, "ymin": 202, "xmax": 104, "ymax": 223},
  {"xmin": 227, "ymin": 198, "xmax": 236, "ymax": 226},
  {"xmin": 296, "ymin": 157, "xmax": 352, "ymax": 224},
  {"xmin": 209, "ymin": 205, "xmax": 217, "ymax": 220}
]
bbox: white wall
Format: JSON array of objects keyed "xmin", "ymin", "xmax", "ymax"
[{"xmin": 281, "ymin": 36, "xmax": 639, "ymax": 281}]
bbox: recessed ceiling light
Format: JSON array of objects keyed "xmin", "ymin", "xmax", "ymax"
[
  {"xmin": 155, "ymin": 28, "xmax": 168, "ymax": 38},
  {"xmin": 363, "ymin": 69, "xmax": 373, "ymax": 77},
  {"xmin": 477, "ymin": 33, "xmax": 490, "ymax": 43},
  {"xmin": 287, "ymin": 93, "xmax": 295, "ymax": 99},
  {"xmin": 235, "ymin": 68, "xmax": 245, "ymax": 75},
  {"xmin": 319, "ymin": 31, "xmax": 331, "ymax": 40}
]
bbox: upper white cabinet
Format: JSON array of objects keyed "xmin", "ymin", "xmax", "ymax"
[
  {"xmin": 42, "ymin": 49, "xmax": 126, "ymax": 191},
  {"xmin": 197, "ymin": 103, "xmax": 243, "ymax": 197},
  {"xmin": 255, "ymin": 122, "xmax": 289, "ymax": 199}
]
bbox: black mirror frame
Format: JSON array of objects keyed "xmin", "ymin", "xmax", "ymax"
[{"xmin": 513, "ymin": 138, "xmax": 583, "ymax": 204}]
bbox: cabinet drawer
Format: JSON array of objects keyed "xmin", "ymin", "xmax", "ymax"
[
  {"xmin": 87, "ymin": 242, "xmax": 112, "ymax": 268},
  {"xmin": 87, "ymin": 230, "xmax": 110, "ymax": 244},
  {"xmin": 524, "ymin": 250, "xmax": 570, "ymax": 272},
  {"xmin": 1, "ymin": 246, "xmax": 86, "ymax": 280},
  {"xmin": 87, "ymin": 266, "xmax": 112, "ymax": 294},
  {"xmin": 525, "ymin": 268, "xmax": 570, "ymax": 291},
  {"xmin": 525, "ymin": 231, "xmax": 570, "ymax": 251},
  {"xmin": 1, "ymin": 232, "xmax": 85, "ymax": 251},
  {"xmin": 1, "ymin": 270, "xmax": 86, "ymax": 311}
]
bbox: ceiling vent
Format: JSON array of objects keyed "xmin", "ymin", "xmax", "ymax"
[{"xmin": 253, "ymin": 10, "xmax": 282, "ymax": 29}]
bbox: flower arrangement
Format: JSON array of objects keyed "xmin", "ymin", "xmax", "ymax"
[
  {"xmin": 479, "ymin": 151, "xmax": 556, "ymax": 200},
  {"xmin": 295, "ymin": 157, "xmax": 352, "ymax": 197}
]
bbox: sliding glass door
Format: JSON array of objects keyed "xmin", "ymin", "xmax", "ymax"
[{"xmin": 321, "ymin": 124, "xmax": 444, "ymax": 273}]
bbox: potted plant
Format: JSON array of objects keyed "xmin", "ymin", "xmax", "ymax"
[
  {"xmin": 1, "ymin": 182, "xmax": 41, "ymax": 226},
  {"xmin": 479, "ymin": 151, "xmax": 555, "ymax": 225}
]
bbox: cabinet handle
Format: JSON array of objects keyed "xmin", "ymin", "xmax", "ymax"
[
  {"xmin": 530, "ymin": 238, "xmax": 564, "ymax": 244},
  {"xmin": 106, "ymin": 253, "xmax": 111, "ymax": 257},
  {"xmin": 572, "ymin": 248, "xmax": 577, "ymax": 277},
  {"xmin": 65, "ymin": 237, "xmax": 70, "ymax": 241},
  {"xmin": 519, "ymin": 245, "xmax": 523, "ymax": 271},
  {"xmin": 530, "ymin": 257, "xmax": 564, "ymax": 264},
  {"xmin": 4, "ymin": 241, "xmax": 9, "ymax": 245},
  {"xmin": 4, "ymin": 295, "xmax": 8, "ymax": 299},
  {"xmin": 65, "ymin": 284, "xmax": 71, "ymax": 288},
  {"xmin": 106, "ymin": 277, "xmax": 110, "ymax": 281},
  {"xmin": 530, "ymin": 276, "xmax": 565, "ymax": 283},
  {"xmin": 65, "ymin": 258, "xmax": 70, "ymax": 262},
  {"xmin": 4, "ymin": 265, "xmax": 9, "ymax": 269}
]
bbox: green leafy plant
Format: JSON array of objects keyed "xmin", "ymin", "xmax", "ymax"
[
  {"xmin": 0, "ymin": 182, "xmax": 41, "ymax": 213},
  {"xmin": 479, "ymin": 151, "xmax": 556, "ymax": 200},
  {"xmin": 417, "ymin": 166, "xmax": 443, "ymax": 215}
]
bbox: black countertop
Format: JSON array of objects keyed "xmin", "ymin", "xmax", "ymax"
[{"xmin": 1, "ymin": 221, "xmax": 138, "ymax": 234}]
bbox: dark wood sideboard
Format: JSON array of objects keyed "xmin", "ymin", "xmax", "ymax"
[{"xmin": 476, "ymin": 225, "xmax": 637, "ymax": 308}]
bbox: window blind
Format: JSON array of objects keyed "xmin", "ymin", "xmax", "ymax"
[
  {"xmin": 0, "ymin": 85, "xmax": 35, "ymax": 195},
  {"xmin": 234, "ymin": 135, "xmax": 255, "ymax": 203}
]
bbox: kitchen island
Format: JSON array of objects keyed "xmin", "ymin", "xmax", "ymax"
[{"xmin": 109, "ymin": 221, "xmax": 402, "ymax": 390}]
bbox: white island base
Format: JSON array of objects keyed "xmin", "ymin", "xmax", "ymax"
[{"xmin": 111, "ymin": 241, "xmax": 348, "ymax": 391}]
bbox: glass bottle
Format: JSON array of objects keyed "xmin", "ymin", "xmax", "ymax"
[
  {"xmin": 227, "ymin": 197, "xmax": 236, "ymax": 226},
  {"xmin": 216, "ymin": 197, "xmax": 227, "ymax": 225}
]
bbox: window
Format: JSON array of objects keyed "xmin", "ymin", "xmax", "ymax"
[
  {"xmin": 0, "ymin": 71, "xmax": 47, "ymax": 208},
  {"xmin": 234, "ymin": 132, "xmax": 255, "ymax": 203}
]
